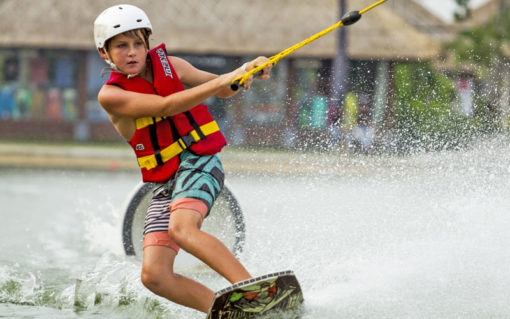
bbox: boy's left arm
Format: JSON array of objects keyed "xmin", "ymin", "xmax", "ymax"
[{"xmin": 169, "ymin": 56, "xmax": 271, "ymax": 98}]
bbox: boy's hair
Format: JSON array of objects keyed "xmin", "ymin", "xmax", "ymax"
[{"xmin": 104, "ymin": 28, "xmax": 151, "ymax": 52}]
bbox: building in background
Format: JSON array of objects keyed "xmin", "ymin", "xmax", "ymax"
[{"xmin": 0, "ymin": 0, "xmax": 481, "ymax": 148}]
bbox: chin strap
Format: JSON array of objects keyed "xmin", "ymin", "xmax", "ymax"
[{"xmin": 102, "ymin": 51, "xmax": 140, "ymax": 79}]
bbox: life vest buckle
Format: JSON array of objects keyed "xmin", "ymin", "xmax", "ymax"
[{"xmin": 180, "ymin": 134, "xmax": 197, "ymax": 148}]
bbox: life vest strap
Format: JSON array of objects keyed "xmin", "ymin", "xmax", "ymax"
[
  {"xmin": 184, "ymin": 111, "xmax": 207, "ymax": 140},
  {"xmin": 137, "ymin": 120, "xmax": 220, "ymax": 170},
  {"xmin": 148, "ymin": 117, "xmax": 164, "ymax": 166}
]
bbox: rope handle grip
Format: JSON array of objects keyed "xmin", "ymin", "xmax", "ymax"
[{"xmin": 230, "ymin": 69, "xmax": 265, "ymax": 91}]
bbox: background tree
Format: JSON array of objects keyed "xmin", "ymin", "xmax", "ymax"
[
  {"xmin": 454, "ymin": 0, "xmax": 471, "ymax": 21},
  {"xmin": 447, "ymin": 0, "xmax": 510, "ymax": 132},
  {"xmin": 391, "ymin": 62, "xmax": 478, "ymax": 153}
]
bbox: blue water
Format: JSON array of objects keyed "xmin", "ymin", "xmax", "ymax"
[{"xmin": 1, "ymin": 135, "xmax": 510, "ymax": 318}]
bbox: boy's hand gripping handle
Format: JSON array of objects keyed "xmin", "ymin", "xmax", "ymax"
[{"xmin": 231, "ymin": 70, "xmax": 264, "ymax": 91}]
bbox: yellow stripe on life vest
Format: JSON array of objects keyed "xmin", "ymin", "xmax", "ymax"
[
  {"xmin": 194, "ymin": 121, "xmax": 220, "ymax": 140},
  {"xmin": 136, "ymin": 117, "xmax": 165, "ymax": 130},
  {"xmin": 137, "ymin": 120, "xmax": 221, "ymax": 170},
  {"xmin": 137, "ymin": 141, "xmax": 182, "ymax": 170}
]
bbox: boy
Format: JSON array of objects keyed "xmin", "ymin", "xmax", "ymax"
[{"xmin": 93, "ymin": 4, "xmax": 272, "ymax": 313}]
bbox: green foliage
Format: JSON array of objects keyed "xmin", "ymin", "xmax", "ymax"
[
  {"xmin": 454, "ymin": 0, "xmax": 472, "ymax": 21},
  {"xmin": 445, "ymin": 4, "xmax": 510, "ymax": 135},
  {"xmin": 392, "ymin": 63, "xmax": 478, "ymax": 152},
  {"xmin": 447, "ymin": 8, "xmax": 510, "ymax": 76}
]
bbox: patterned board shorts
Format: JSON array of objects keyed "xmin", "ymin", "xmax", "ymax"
[{"xmin": 143, "ymin": 150, "xmax": 224, "ymax": 252}]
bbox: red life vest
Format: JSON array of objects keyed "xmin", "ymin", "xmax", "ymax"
[{"xmin": 105, "ymin": 43, "xmax": 226, "ymax": 183}]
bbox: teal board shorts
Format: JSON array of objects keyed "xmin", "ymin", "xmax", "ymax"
[{"xmin": 143, "ymin": 150, "xmax": 224, "ymax": 252}]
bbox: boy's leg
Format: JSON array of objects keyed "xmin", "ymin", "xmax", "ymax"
[
  {"xmin": 169, "ymin": 208, "xmax": 251, "ymax": 284},
  {"xmin": 141, "ymin": 245, "xmax": 215, "ymax": 313},
  {"xmin": 166, "ymin": 152, "xmax": 251, "ymax": 283}
]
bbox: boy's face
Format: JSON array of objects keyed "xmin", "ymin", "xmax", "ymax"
[{"xmin": 100, "ymin": 31, "xmax": 148, "ymax": 75}]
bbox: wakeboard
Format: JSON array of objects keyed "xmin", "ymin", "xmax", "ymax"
[{"xmin": 206, "ymin": 270, "xmax": 304, "ymax": 319}]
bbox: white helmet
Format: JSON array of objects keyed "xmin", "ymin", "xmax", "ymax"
[{"xmin": 94, "ymin": 4, "xmax": 152, "ymax": 50}]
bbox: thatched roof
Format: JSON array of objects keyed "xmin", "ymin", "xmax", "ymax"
[
  {"xmin": 391, "ymin": 0, "xmax": 452, "ymax": 42},
  {"xmin": 458, "ymin": 0, "xmax": 498, "ymax": 28},
  {"xmin": 344, "ymin": 0, "xmax": 441, "ymax": 60},
  {"xmin": 0, "ymin": 0, "xmax": 440, "ymax": 60}
]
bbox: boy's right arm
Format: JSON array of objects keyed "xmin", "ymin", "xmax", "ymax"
[{"xmin": 98, "ymin": 68, "xmax": 245, "ymax": 119}]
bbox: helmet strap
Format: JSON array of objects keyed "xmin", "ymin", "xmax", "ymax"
[{"xmin": 103, "ymin": 51, "xmax": 139, "ymax": 79}]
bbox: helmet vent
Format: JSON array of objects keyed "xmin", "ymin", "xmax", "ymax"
[
  {"xmin": 113, "ymin": 24, "xmax": 121, "ymax": 28},
  {"xmin": 137, "ymin": 19, "xmax": 142, "ymax": 22}
]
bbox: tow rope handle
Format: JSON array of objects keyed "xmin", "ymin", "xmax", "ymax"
[{"xmin": 230, "ymin": 0, "xmax": 388, "ymax": 91}]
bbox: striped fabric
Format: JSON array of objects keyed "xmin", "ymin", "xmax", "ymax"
[{"xmin": 143, "ymin": 185, "xmax": 173, "ymax": 235}]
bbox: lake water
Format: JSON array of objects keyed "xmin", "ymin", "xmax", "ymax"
[{"xmin": 1, "ymin": 135, "xmax": 510, "ymax": 318}]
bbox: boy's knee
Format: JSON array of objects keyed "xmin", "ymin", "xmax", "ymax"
[
  {"xmin": 141, "ymin": 266, "xmax": 159, "ymax": 291},
  {"xmin": 141, "ymin": 264, "xmax": 172, "ymax": 292}
]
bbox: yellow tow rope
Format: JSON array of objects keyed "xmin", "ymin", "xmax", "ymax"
[{"xmin": 231, "ymin": 0, "xmax": 389, "ymax": 90}]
